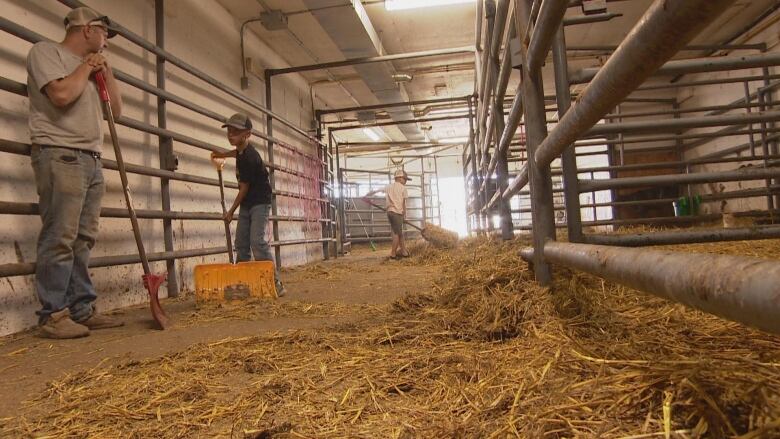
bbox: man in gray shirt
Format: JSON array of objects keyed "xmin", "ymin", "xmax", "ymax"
[{"xmin": 27, "ymin": 7, "xmax": 124, "ymax": 338}]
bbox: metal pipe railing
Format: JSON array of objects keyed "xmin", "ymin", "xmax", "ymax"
[
  {"xmin": 504, "ymin": 105, "xmax": 780, "ymax": 200},
  {"xmin": 0, "ymin": 236, "xmax": 335, "ymax": 279},
  {"xmin": 1, "ymin": 137, "xmax": 327, "ymax": 204},
  {"xmin": 582, "ymin": 225, "xmax": 780, "ymax": 247},
  {"xmin": 579, "ymin": 166, "xmax": 780, "ymax": 192},
  {"xmin": 0, "ymin": 201, "xmax": 332, "ymax": 223},
  {"xmin": 0, "ymin": 48, "xmax": 317, "ymax": 180},
  {"xmin": 502, "ymin": 0, "xmax": 734, "ymax": 204},
  {"xmin": 521, "ymin": 241, "xmax": 780, "ymax": 335},
  {"xmin": 571, "ymin": 51, "xmax": 780, "ymax": 85},
  {"xmin": 526, "ymin": 0, "xmax": 569, "ymax": 72},
  {"xmin": 56, "ymin": 0, "xmax": 319, "ymax": 144},
  {"xmin": 0, "ymin": 9, "xmax": 334, "ymax": 282}
]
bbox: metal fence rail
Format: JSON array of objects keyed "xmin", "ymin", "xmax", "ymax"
[
  {"xmin": 0, "ymin": 4, "xmax": 335, "ymax": 294},
  {"xmin": 467, "ymin": 0, "xmax": 780, "ymax": 334}
]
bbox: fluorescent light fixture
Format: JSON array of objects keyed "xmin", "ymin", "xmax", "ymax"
[
  {"xmin": 440, "ymin": 137, "xmax": 468, "ymax": 144},
  {"xmin": 385, "ymin": 0, "xmax": 475, "ymax": 11},
  {"xmin": 362, "ymin": 127, "xmax": 381, "ymax": 141}
]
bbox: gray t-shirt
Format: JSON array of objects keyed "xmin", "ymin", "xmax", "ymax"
[{"xmin": 27, "ymin": 41, "xmax": 103, "ymax": 152}]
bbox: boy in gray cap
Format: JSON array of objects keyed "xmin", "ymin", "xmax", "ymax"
[
  {"xmin": 211, "ymin": 113, "xmax": 286, "ymax": 296},
  {"xmin": 27, "ymin": 7, "xmax": 123, "ymax": 338}
]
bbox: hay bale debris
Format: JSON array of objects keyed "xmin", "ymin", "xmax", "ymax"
[{"xmin": 420, "ymin": 222, "xmax": 459, "ymax": 249}]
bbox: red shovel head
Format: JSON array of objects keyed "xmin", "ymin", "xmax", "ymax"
[{"xmin": 143, "ymin": 273, "xmax": 171, "ymax": 329}]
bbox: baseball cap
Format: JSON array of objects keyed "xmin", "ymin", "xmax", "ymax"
[
  {"xmin": 222, "ymin": 113, "xmax": 253, "ymax": 130},
  {"xmin": 394, "ymin": 169, "xmax": 411, "ymax": 181},
  {"xmin": 64, "ymin": 7, "xmax": 117, "ymax": 38}
]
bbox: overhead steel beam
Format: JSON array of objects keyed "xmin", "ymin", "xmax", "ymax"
[
  {"xmin": 317, "ymin": 95, "xmax": 472, "ymax": 116},
  {"xmin": 267, "ymin": 46, "xmax": 475, "ymax": 75},
  {"xmin": 330, "ymin": 114, "xmax": 469, "ymax": 132},
  {"xmin": 568, "ymin": 43, "xmax": 766, "ymax": 52},
  {"xmin": 522, "ymin": 241, "xmax": 780, "ymax": 335}
]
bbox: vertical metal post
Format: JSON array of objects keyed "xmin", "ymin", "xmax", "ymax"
[
  {"xmin": 672, "ymin": 101, "xmax": 690, "ymax": 204},
  {"xmin": 368, "ymin": 172, "xmax": 375, "ymax": 236},
  {"xmin": 467, "ymin": 97, "xmax": 482, "ymax": 234},
  {"xmin": 616, "ymin": 105, "xmax": 625, "ymax": 165},
  {"xmin": 590, "ymin": 171, "xmax": 597, "ymax": 222},
  {"xmin": 493, "ymin": 98, "xmax": 514, "ymax": 239},
  {"xmin": 334, "ymin": 136, "xmax": 346, "ymax": 253},
  {"xmin": 757, "ymin": 90, "xmax": 776, "ymax": 218},
  {"xmin": 488, "ymin": 3, "xmax": 513, "ymax": 240},
  {"xmin": 327, "ymin": 132, "xmax": 337, "ymax": 258},
  {"xmin": 264, "ymin": 72, "xmax": 282, "ymax": 267},
  {"xmin": 462, "ymin": 145, "xmax": 472, "ymax": 234},
  {"xmin": 479, "ymin": 1, "xmax": 497, "ymax": 234},
  {"xmin": 420, "ymin": 157, "xmax": 428, "ymax": 225},
  {"xmin": 551, "ymin": 25, "xmax": 582, "ymax": 242},
  {"xmin": 517, "ymin": 0, "xmax": 555, "ymax": 284},
  {"xmin": 316, "ymin": 113, "xmax": 330, "ymax": 260},
  {"xmin": 434, "ymin": 155, "xmax": 442, "ymax": 225},
  {"xmin": 155, "ymin": 0, "xmax": 178, "ymax": 297},
  {"xmin": 744, "ymin": 81, "xmax": 757, "ymax": 157},
  {"xmin": 762, "ymin": 63, "xmax": 780, "ymax": 209}
]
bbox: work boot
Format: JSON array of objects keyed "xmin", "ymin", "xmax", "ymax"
[
  {"xmin": 39, "ymin": 309, "xmax": 90, "ymax": 339},
  {"xmin": 79, "ymin": 312, "xmax": 124, "ymax": 330}
]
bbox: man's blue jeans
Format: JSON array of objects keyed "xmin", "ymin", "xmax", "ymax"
[
  {"xmin": 235, "ymin": 204, "xmax": 281, "ymax": 285},
  {"xmin": 31, "ymin": 146, "xmax": 104, "ymax": 324}
]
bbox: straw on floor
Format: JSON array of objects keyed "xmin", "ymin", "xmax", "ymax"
[{"xmin": 3, "ymin": 237, "xmax": 780, "ymax": 438}]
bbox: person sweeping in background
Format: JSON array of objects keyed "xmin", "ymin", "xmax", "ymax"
[
  {"xmin": 364, "ymin": 170, "xmax": 411, "ymax": 259},
  {"xmin": 211, "ymin": 113, "xmax": 286, "ymax": 296}
]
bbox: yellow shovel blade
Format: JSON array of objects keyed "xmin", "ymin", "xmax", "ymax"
[{"xmin": 194, "ymin": 261, "xmax": 277, "ymax": 303}]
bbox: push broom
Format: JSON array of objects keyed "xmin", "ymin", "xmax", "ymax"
[
  {"xmin": 361, "ymin": 198, "xmax": 459, "ymax": 249},
  {"xmin": 95, "ymin": 72, "xmax": 169, "ymax": 329}
]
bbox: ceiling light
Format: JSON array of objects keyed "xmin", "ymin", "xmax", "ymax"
[
  {"xmin": 363, "ymin": 127, "xmax": 381, "ymax": 141},
  {"xmin": 391, "ymin": 72, "xmax": 413, "ymax": 83},
  {"xmin": 385, "ymin": 0, "xmax": 475, "ymax": 11}
]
